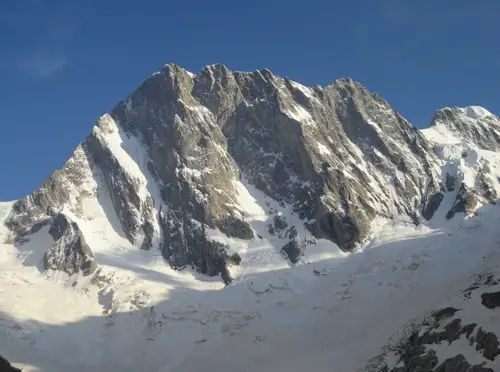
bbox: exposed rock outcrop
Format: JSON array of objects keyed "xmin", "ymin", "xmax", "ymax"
[
  {"xmin": 44, "ymin": 214, "xmax": 97, "ymax": 276},
  {"xmin": 4, "ymin": 65, "xmax": 500, "ymax": 282},
  {"xmin": 446, "ymin": 183, "xmax": 478, "ymax": 220},
  {"xmin": 430, "ymin": 107, "xmax": 500, "ymax": 151},
  {"xmin": 281, "ymin": 239, "xmax": 302, "ymax": 264},
  {"xmin": 363, "ymin": 272, "xmax": 500, "ymax": 372},
  {"xmin": 481, "ymin": 291, "xmax": 500, "ymax": 309},
  {"xmin": 0, "ymin": 354, "xmax": 21, "ymax": 372}
]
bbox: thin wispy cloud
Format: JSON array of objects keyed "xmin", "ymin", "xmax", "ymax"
[
  {"xmin": 19, "ymin": 53, "xmax": 68, "ymax": 77},
  {"xmin": 1, "ymin": 0, "xmax": 83, "ymax": 78}
]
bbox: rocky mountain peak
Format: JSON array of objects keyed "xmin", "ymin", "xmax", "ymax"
[
  {"xmin": 429, "ymin": 105, "xmax": 500, "ymax": 151},
  {"xmin": 4, "ymin": 63, "xmax": 491, "ymax": 284}
]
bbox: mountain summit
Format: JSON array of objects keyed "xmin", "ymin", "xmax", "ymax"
[
  {"xmin": 2, "ymin": 65, "xmax": 500, "ymax": 284},
  {"xmin": 2, "ymin": 65, "xmax": 500, "ymax": 371}
]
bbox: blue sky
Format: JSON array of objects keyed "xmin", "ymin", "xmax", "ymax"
[{"xmin": 1, "ymin": 0, "xmax": 499, "ymax": 200}]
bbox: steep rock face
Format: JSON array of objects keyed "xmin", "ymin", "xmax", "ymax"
[
  {"xmin": 4, "ymin": 144, "xmax": 96, "ymax": 240},
  {"xmin": 422, "ymin": 107, "xmax": 500, "ymax": 221},
  {"xmin": 86, "ymin": 115, "xmax": 161, "ymax": 251},
  {"xmin": 5, "ymin": 63, "xmax": 489, "ymax": 281},
  {"xmin": 446, "ymin": 183, "xmax": 478, "ymax": 220},
  {"xmin": 189, "ymin": 66, "xmax": 442, "ymax": 249},
  {"xmin": 106, "ymin": 65, "xmax": 252, "ymax": 274},
  {"xmin": 44, "ymin": 213, "xmax": 97, "ymax": 276}
]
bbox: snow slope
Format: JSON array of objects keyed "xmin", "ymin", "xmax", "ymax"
[
  {"xmin": 2, "ymin": 86, "xmax": 500, "ymax": 372},
  {"xmin": 0, "ymin": 202, "xmax": 14, "ymax": 241},
  {"xmin": 3, "ymin": 193, "xmax": 500, "ymax": 371},
  {"xmin": 171, "ymin": 201, "xmax": 500, "ymax": 372},
  {"xmin": 461, "ymin": 105, "xmax": 493, "ymax": 119},
  {"xmin": 0, "ymin": 171, "xmax": 350, "ymax": 371}
]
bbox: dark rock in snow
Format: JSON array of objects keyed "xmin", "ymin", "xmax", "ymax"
[
  {"xmin": 446, "ymin": 173, "xmax": 456, "ymax": 191},
  {"xmin": 0, "ymin": 354, "xmax": 21, "ymax": 372},
  {"xmin": 281, "ymin": 239, "xmax": 302, "ymax": 264},
  {"xmin": 218, "ymin": 217, "xmax": 254, "ymax": 240},
  {"xmin": 432, "ymin": 307, "xmax": 461, "ymax": 321},
  {"xmin": 474, "ymin": 327, "xmax": 500, "ymax": 361},
  {"xmin": 481, "ymin": 291, "xmax": 500, "ymax": 309},
  {"xmin": 229, "ymin": 252, "xmax": 242, "ymax": 266},
  {"xmin": 5, "ymin": 64, "xmax": 500, "ymax": 283},
  {"xmin": 367, "ymin": 299, "xmax": 499, "ymax": 372},
  {"xmin": 446, "ymin": 183, "xmax": 477, "ymax": 220},
  {"xmin": 44, "ymin": 214, "xmax": 97, "ymax": 276},
  {"xmin": 434, "ymin": 354, "xmax": 482, "ymax": 372},
  {"xmin": 273, "ymin": 214, "xmax": 288, "ymax": 231},
  {"xmin": 422, "ymin": 192, "xmax": 444, "ymax": 220},
  {"xmin": 476, "ymin": 171, "xmax": 498, "ymax": 202}
]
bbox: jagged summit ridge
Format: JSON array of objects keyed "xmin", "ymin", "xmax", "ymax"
[
  {"xmin": 426, "ymin": 104, "xmax": 500, "ymax": 151},
  {"xmin": 4, "ymin": 63, "xmax": 497, "ymax": 284}
]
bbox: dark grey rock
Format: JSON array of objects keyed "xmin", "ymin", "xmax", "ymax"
[
  {"xmin": 422, "ymin": 192, "xmax": 444, "ymax": 220},
  {"xmin": 0, "ymin": 354, "xmax": 21, "ymax": 372},
  {"xmin": 434, "ymin": 354, "xmax": 471, "ymax": 372},
  {"xmin": 408, "ymin": 262, "xmax": 420, "ymax": 271},
  {"xmin": 44, "ymin": 214, "xmax": 97, "ymax": 276},
  {"xmin": 446, "ymin": 183, "xmax": 477, "ymax": 220},
  {"xmin": 476, "ymin": 171, "xmax": 497, "ymax": 202},
  {"xmin": 481, "ymin": 291, "xmax": 500, "ymax": 309},
  {"xmin": 469, "ymin": 366, "xmax": 495, "ymax": 372},
  {"xmin": 474, "ymin": 327, "xmax": 500, "ymax": 361},
  {"xmin": 446, "ymin": 173, "xmax": 456, "ymax": 191},
  {"xmin": 218, "ymin": 217, "xmax": 254, "ymax": 240},
  {"xmin": 281, "ymin": 239, "xmax": 302, "ymax": 264},
  {"xmin": 432, "ymin": 307, "xmax": 461, "ymax": 321},
  {"xmin": 364, "ymin": 271, "xmax": 500, "ymax": 372},
  {"xmin": 229, "ymin": 252, "xmax": 242, "ymax": 266},
  {"xmin": 379, "ymin": 304, "xmax": 495, "ymax": 372},
  {"xmin": 273, "ymin": 214, "xmax": 288, "ymax": 231}
]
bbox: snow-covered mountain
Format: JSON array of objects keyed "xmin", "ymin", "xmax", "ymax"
[{"xmin": 1, "ymin": 64, "xmax": 500, "ymax": 371}]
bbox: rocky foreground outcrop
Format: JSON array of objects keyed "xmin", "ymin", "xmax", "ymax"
[
  {"xmin": 363, "ymin": 271, "xmax": 500, "ymax": 372},
  {"xmin": 2, "ymin": 65, "xmax": 500, "ymax": 282},
  {"xmin": 0, "ymin": 354, "xmax": 21, "ymax": 372}
]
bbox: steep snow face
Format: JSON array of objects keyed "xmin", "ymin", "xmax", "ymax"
[
  {"xmin": 90, "ymin": 114, "xmax": 163, "ymax": 250},
  {"xmin": 172, "ymin": 204, "xmax": 500, "ymax": 372},
  {"xmin": 461, "ymin": 105, "xmax": 492, "ymax": 119},
  {"xmin": 421, "ymin": 106, "xmax": 500, "ymax": 223},
  {"xmin": 4, "ymin": 198, "xmax": 500, "ymax": 372},
  {"xmin": 0, "ymin": 201, "xmax": 14, "ymax": 241}
]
